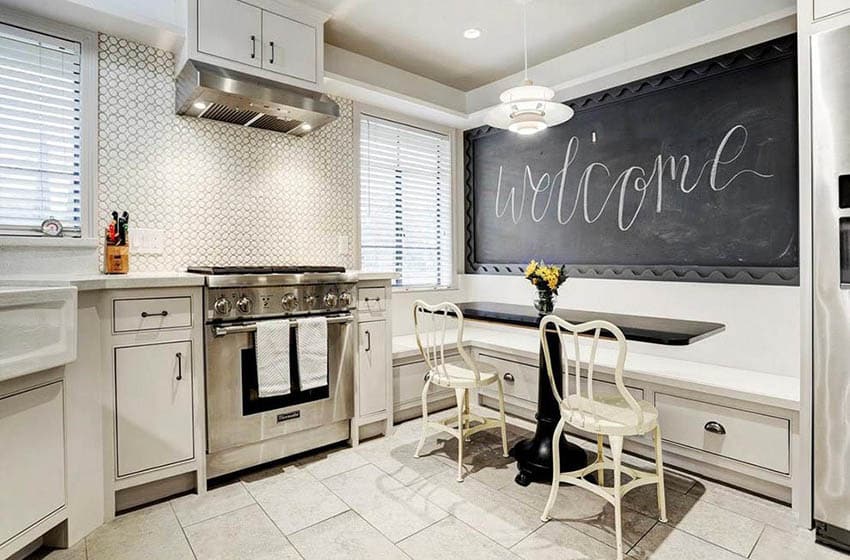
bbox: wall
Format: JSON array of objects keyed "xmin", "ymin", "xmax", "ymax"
[{"xmin": 97, "ymin": 34, "xmax": 356, "ymax": 272}]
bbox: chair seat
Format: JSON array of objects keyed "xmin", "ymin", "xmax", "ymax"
[
  {"xmin": 427, "ymin": 361, "xmax": 499, "ymax": 388},
  {"xmin": 561, "ymin": 393, "xmax": 658, "ymax": 436}
]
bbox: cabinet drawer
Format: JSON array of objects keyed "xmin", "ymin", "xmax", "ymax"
[
  {"xmin": 394, "ymin": 358, "xmax": 455, "ymax": 407},
  {"xmin": 358, "ymin": 287, "xmax": 386, "ymax": 319},
  {"xmin": 113, "ymin": 296, "xmax": 192, "ymax": 333},
  {"xmin": 479, "ymin": 354, "xmax": 537, "ymax": 402},
  {"xmin": 655, "ymin": 393, "xmax": 790, "ymax": 474}
]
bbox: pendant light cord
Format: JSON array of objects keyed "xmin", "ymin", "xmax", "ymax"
[{"xmin": 523, "ymin": 2, "xmax": 528, "ymax": 81}]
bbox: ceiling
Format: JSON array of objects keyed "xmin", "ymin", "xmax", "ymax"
[{"xmin": 302, "ymin": 0, "xmax": 703, "ymax": 91}]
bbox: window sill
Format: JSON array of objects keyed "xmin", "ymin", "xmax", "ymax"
[
  {"xmin": 0, "ymin": 236, "xmax": 98, "ymax": 249},
  {"xmin": 392, "ymin": 285, "xmax": 461, "ymax": 294}
]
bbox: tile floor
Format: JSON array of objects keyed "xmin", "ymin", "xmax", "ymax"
[{"xmin": 30, "ymin": 412, "xmax": 847, "ymax": 560}]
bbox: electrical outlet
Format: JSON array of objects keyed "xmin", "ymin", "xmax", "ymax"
[
  {"xmin": 132, "ymin": 227, "xmax": 164, "ymax": 255},
  {"xmin": 337, "ymin": 234, "xmax": 350, "ymax": 257}
]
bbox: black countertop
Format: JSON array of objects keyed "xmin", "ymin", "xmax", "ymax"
[{"xmin": 452, "ymin": 302, "xmax": 725, "ymax": 346}]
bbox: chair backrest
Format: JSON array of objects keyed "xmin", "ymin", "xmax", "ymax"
[
  {"xmin": 539, "ymin": 314, "xmax": 643, "ymax": 427},
  {"xmin": 413, "ymin": 301, "xmax": 480, "ymax": 382}
]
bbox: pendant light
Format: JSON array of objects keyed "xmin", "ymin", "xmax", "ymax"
[{"xmin": 484, "ymin": 0, "xmax": 574, "ymax": 135}]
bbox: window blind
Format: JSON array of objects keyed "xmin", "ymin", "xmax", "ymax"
[
  {"xmin": 360, "ymin": 114, "xmax": 453, "ymax": 289},
  {"xmin": 0, "ymin": 24, "xmax": 82, "ymax": 236}
]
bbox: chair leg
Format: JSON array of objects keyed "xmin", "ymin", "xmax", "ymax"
[
  {"xmin": 654, "ymin": 426, "xmax": 668, "ymax": 522},
  {"xmin": 496, "ymin": 378, "xmax": 509, "ymax": 458},
  {"xmin": 455, "ymin": 388, "xmax": 466, "ymax": 482},
  {"xmin": 541, "ymin": 417, "xmax": 566, "ymax": 522},
  {"xmin": 610, "ymin": 435, "xmax": 625, "ymax": 560},
  {"xmin": 596, "ymin": 434, "xmax": 605, "ymax": 487},
  {"xmin": 414, "ymin": 379, "xmax": 431, "ymax": 458},
  {"xmin": 463, "ymin": 390, "xmax": 471, "ymax": 441}
]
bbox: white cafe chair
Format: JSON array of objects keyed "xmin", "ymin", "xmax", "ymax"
[
  {"xmin": 538, "ymin": 315, "xmax": 667, "ymax": 560},
  {"xmin": 412, "ymin": 301, "xmax": 509, "ymax": 482}
]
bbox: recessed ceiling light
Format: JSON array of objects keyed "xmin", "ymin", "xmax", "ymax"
[
  {"xmin": 463, "ymin": 28, "xmax": 481, "ymax": 39},
  {"xmin": 193, "ymin": 101, "xmax": 207, "ymax": 110}
]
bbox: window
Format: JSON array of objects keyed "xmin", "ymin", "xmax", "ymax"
[
  {"xmin": 359, "ymin": 113, "xmax": 453, "ymax": 289},
  {"xmin": 0, "ymin": 22, "xmax": 84, "ymax": 237}
]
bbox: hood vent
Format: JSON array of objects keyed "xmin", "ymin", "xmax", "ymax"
[{"xmin": 175, "ymin": 61, "xmax": 339, "ymax": 136}]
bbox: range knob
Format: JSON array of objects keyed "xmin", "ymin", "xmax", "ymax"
[
  {"xmin": 213, "ymin": 297, "xmax": 232, "ymax": 315},
  {"xmin": 339, "ymin": 291, "xmax": 352, "ymax": 307},
  {"xmin": 236, "ymin": 296, "xmax": 253, "ymax": 314},
  {"xmin": 281, "ymin": 293, "xmax": 298, "ymax": 310},
  {"xmin": 324, "ymin": 292, "xmax": 338, "ymax": 307},
  {"xmin": 305, "ymin": 295, "xmax": 318, "ymax": 308}
]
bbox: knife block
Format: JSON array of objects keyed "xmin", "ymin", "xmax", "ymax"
[{"xmin": 104, "ymin": 244, "xmax": 129, "ymax": 274}]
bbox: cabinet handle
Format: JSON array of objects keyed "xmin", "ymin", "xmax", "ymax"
[
  {"xmin": 364, "ymin": 297, "xmax": 381, "ymax": 302},
  {"xmin": 269, "ymin": 41, "xmax": 275, "ymax": 64},
  {"xmin": 364, "ymin": 330, "xmax": 371, "ymax": 352},
  {"xmin": 175, "ymin": 352, "xmax": 183, "ymax": 381},
  {"xmin": 704, "ymin": 421, "xmax": 726, "ymax": 435},
  {"xmin": 250, "ymin": 35, "xmax": 256, "ymax": 59},
  {"xmin": 141, "ymin": 310, "xmax": 168, "ymax": 318},
  {"xmin": 503, "ymin": 372, "xmax": 515, "ymax": 383}
]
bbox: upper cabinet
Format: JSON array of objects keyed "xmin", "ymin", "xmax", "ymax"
[{"xmin": 184, "ymin": 0, "xmax": 327, "ymax": 90}]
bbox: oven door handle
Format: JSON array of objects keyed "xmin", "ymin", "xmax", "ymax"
[{"xmin": 212, "ymin": 313, "xmax": 355, "ymax": 337}]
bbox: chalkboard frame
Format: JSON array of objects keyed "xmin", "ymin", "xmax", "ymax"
[{"xmin": 464, "ymin": 34, "xmax": 799, "ymax": 286}]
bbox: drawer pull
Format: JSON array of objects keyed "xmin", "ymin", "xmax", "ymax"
[
  {"xmin": 704, "ymin": 421, "xmax": 726, "ymax": 435},
  {"xmin": 141, "ymin": 310, "xmax": 169, "ymax": 318},
  {"xmin": 175, "ymin": 352, "xmax": 183, "ymax": 381},
  {"xmin": 503, "ymin": 372, "xmax": 515, "ymax": 383},
  {"xmin": 364, "ymin": 297, "xmax": 382, "ymax": 303}
]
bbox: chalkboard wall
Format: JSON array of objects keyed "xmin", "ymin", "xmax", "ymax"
[{"xmin": 464, "ymin": 35, "xmax": 799, "ymax": 285}]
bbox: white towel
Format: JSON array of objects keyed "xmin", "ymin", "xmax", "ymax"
[
  {"xmin": 256, "ymin": 319, "xmax": 292, "ymax": 397},
  {"xmin": 297, "ymin": 316, "xmax": 328, "ymax": 390}
]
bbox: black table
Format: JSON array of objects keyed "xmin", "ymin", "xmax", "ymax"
[{"xmin": 452, "ymin": 302, "xmax": 725, "ymax": 486}]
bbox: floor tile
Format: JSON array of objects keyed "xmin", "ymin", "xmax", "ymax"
[
  {"xmin": 299, "ymin": 446, "xmax": 370, "ymax": 480},
  {"xmin": 411, "ymin": 470, "xmax": 543, "ymax": 548},
  {"xmin": 354, "ymin": 436, "xmax": 450, "ymax": 486},
  {"xmin": 323, "ymin": 464, "xmax": 448, "ymax": 542},
  {"xmin": 501, "ymin": 480, "xmax": 657, "ymax": 548},
  {"xmin": 750, "ymin": 525, "xmax": 850, "ymax": 560},
  {"xmin": 623, "ymin": 484, "xmax": 763, "ymax": 556},
  {"xmin": 246, "ymin": 468, "xmax": 349, "ymax": 534},
  {"xmin": 171, "ymin": 482, "xmax": 255, "ymax": 527},
  {"xmin": 85, "ymin": 504, "xmax": 193, "ymax": 560},
  {"xmin": 289, "ymin": 510, "xmax": 408, "ymax": 560},
  {"xmin": 184, "ymin": 504, "xmax": 300, "ymax": 560},
  {"xmin": 629, "ymin": 523, "xmax": 743, "ymax": 560},
  {"xmin": 686, "ymin": 478, "xmax": 795, "ymax": 531},
  {"xmin": 27, "ymin": 540, "xmax": 87, "ymax": 560},
  {"xmin": 512, "ymin": 519, "xmax": 628, "ymax": 560},
  {"xmin": 399, "ymin": 516, "xmax": 519, "ymax": 560}
]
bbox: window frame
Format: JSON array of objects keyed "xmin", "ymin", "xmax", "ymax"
[
  {"xmin": 354, "ymin": 103, "xmax": 462, "ymax": 292},
  {"xmin": 0, "ymin": 7, "xmax": 97, "ymax": 240}
]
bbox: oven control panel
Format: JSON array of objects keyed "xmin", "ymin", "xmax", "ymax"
[{"xmin": 207, "ymin": 283, "xmax": 357, "ymax": 321}]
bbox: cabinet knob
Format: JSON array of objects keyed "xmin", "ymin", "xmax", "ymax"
[
  {"xmin": 704, "ymin": 421, "xmax": 726, "ymax": 435},
  {"xmin": 503, "ymin": 372, "xmax": 515, "ymax": 383}
]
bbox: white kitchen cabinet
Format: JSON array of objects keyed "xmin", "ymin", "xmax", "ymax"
[
  {"xmin": 197, "ymin": 0, "xmax": 262, "ymax": 68},
  {"xmin": 814, "ymin": 0, "xmax": 850, "ymax": 20},
  {"xmin": 262, "ymin": 10, "xmax": 316, "ymax": 82},
  {"xmin": 114, "ymin": 341, "xmax": 195, "ymax": 477},
  {"xmin": 0, "ymin": 381, "xmax": 65, "ymax": 548},
  {"xmin": 358, "ymin": 321, "xmax": 388, "ymax": 417}
]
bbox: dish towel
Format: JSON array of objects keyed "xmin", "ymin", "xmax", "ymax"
[
  {"xmin": 256, "ymin": 319, "xmax": 292, "ymax": 397},
  {"xmin": 297, "ymin": 316, "xmax": 328, "ymax": 390}
]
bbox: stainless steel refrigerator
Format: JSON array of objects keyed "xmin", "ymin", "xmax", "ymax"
[{"xmin": 813, "ymin": 24, "xmax": 850, "ymax": 553}]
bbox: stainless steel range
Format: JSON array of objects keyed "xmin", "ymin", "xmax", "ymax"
[{"xmin": 188, "ymin": 266, "xmax": 357, "ymax": 478}]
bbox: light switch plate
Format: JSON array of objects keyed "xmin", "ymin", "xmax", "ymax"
[{"xmin": 132, "ymin": 228, "xmax": 164, "ymax": 255}]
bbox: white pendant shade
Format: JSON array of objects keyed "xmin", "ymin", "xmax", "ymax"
[{"xmin": 483, "ymin": 0, "xmax": 574, "ymax": 136}]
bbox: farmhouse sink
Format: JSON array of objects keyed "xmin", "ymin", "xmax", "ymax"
[{"xmin": 0, "ymin": 286, "xmax": 77, "ymax": 382}]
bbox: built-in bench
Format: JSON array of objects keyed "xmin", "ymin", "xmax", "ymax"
[{"xmin": 392, "ymin": 320, "xmax": 800, "ymax": 504}]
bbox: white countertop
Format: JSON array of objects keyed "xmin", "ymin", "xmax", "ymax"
[
  {"xmin": 0, "ymin": 270, "xmax": 400, "ymax": 291},
  {"xmin": 393, "ymin": 323, "xmax": 800, "ymax": 411}
]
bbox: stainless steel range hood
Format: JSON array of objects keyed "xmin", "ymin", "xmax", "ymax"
[{"xmin": 175, "ymin": 60, "xmax": 339, "ymax": 136}]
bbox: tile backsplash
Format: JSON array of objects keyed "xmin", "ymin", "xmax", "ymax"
[{"xmin": 97, "ymin": 35, "xmax": 355, "ymax": 271}]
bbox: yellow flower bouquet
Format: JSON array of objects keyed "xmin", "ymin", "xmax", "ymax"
[{"xmin": 524, "ymin": 260, "xmax": 567, "ymax": 313}]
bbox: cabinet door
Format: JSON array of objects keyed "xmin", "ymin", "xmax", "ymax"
[
  {"xmin": 0, "ymin": 382, "xmax": 65, "ymax": 546},
  {"xmin": 115, "ymin": 341, "xmax": 194, "ymax": 477},
  {"xmin": 198, "ymin": 0, "xmax": 262, "ymax": 68},
  {"xmin": 358, "ymin": 321, "xmax": 388, "ymax": 417},
  {"xmin": 261, "ymin": 10, "xmax": 317, "ymax": 82},
  {"xmin": 814, "ymin": 0, "xmax": 850, "ymax": 19}
]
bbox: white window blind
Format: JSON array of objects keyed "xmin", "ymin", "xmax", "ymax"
[
  {"xmin": 360, "ymin": 114, "xmax": 453, "ymax": 289},
  {"xmin": 0, "ymin": 23, "xmax": 82, "ymax": 236}
]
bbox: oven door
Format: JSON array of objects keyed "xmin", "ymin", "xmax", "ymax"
[{"xmin": 205, "ymin": 314, "xmax": 355, "ymax": 453}]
